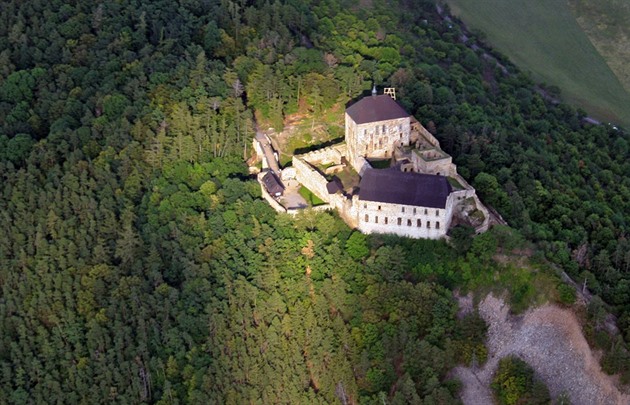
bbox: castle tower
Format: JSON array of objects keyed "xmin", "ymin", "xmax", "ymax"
[{"xmin": 345, "ymin": 94, "xmax": 412, "ymax": 172}]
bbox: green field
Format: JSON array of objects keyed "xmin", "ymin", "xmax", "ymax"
[
  {"xmin": 298, "ymin": 185, "xmax": 326, "ymax": 206},
  {"xmin": 445, "ymin": 0, "xmax": 630, "ymax": 126},
  {"xmin": 569, "ymin": 0, "xmax": 630, "ymax": 94}
]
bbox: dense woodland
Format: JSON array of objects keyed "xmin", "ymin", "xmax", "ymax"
[{"xmin": 0, "ymin": 0, "xmax": 629, "ymax": 403}]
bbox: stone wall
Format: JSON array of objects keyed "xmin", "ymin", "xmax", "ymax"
[
  {"xmin": 293, "ymin": 155, "xmax": 331, "ymax": 204},
  {"xmin": 411, "ymin": 149, "xmax": 453, "ymax": 176},
  {"xmin": 356, "ymin": 196, "xmax": 453, "ymax": 239},
  {"xmin": 293, "ymin": 150, "xmax": 359, "ymax": 228},
  {"xmin": 411, "ymin": 119, "xmax": 441, "ymax": 148},
  {"xmin": 253, "ymin": 139, "xmax": 266, "ymax": 168},
  {"xmin": 297, "ymin": 144, "xmax": 345, "ymax": 166},
  {"xmin": 346, "ymin": 113, "xmax": 411, "ymax": 172}
]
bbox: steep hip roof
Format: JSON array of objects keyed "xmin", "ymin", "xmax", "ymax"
[
  {"xmin": 262, "ymin": 171, "xmax": 284, "ymax": 195},
  {"xmin": 346, "ymin": 95, "xmax": 409, "ymax": 125},
  {"xmin": 358, "ymin": 168, "xmax": 452, "ymax": 208}
]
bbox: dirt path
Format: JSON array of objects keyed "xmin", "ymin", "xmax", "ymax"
[{"xmin": 453, "ymin": 294, "xmax": 629, "ymax": 405}]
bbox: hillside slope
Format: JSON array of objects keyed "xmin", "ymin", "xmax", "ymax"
[{"xmin": 445, "ymin": 0, "xmax": 630, "ymax": 126}]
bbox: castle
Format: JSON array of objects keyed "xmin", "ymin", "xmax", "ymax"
[{"xmin": 256, "ymin": 88, "xmax": 490, "ymax": 239}]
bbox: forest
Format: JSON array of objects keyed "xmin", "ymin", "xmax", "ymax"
[{"xmin": 0, "ymin": 0, "xmax": 628, "ymax": 403}]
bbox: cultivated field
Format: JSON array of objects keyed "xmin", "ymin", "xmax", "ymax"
[
  {"xmin": 569, "ymin": 0, "xmax": 630, "ymax": 94},
  {"xmin": 445, "ymin": 0, "xmax": 630, "ymax": 126}
]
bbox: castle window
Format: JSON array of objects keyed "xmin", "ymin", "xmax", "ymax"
[
  {"xmin": 424, "ymin": 209, "xmax": 428, "ymax": 215},
  {"xmin": 376, "ymin": 126, "xmax": 379, "ymax": 135},
  {"xmin": 398, "ymin": 124, "xmax": 402, "ymax": 132},
  {"xmin": 407, "ymin": 219, "xmax": 412, "ymax": 226},
  {"xmin": 402, "ymin": 207, "xmax": 405, "ymax": 213},
  {"xmin": 436, "ymin": 210, "xmax": 439, "ymax": 216},
  {"xmin": 427, "ymin": 221, "xmax": 431, "ymax": 229},
  {"xmin": 364, "ymin": 203, "xmax": 367, "ymax": 209},
  {"xmin": 382, "ymin": 125, "xmax": 386, "ymax": 133},
  {"xmin": 413, "ymin": 208, "xmax": 417, "ymax": 215},
  {"xmin": 436, "ymin": 221, "xmax": 440, "ymax": 229},
  {"xmin": 397, "ymin": 217, "xmax": 402, "ymax": 226},
  {"xmin": 375, "ymin": 216, "xmax": 379, "ymax": 224},
  {"xmin": 378, "ymin": 205, "xmax": 381, "ymax": 211},
  {"xmin": 385, "ymin": 217, "xmax": 388, "ymax": 224},
  {"xmin": 365, "ymin": 214, "xmax": 369, "ymax": 222},
  {"xmin": 417, "ymin": 219, "xmax": 421, "ymax": 227}
]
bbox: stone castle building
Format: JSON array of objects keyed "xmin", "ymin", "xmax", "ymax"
[
  {"xmin": 357, "ymin": 168, "xmax": 455, "ymax": 239},
  {"xmin": 345, "ymin": 93, "xmax": 411, "ymax": 173},
  {"xmin": 257, "ymin": 87, "xmax": 492, "ymax": 240}
]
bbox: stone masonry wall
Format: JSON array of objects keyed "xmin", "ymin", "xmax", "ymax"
[
  {"xmin": 356, "ymin": 196, "xmax": 453, "ymax": 239},
  {"xmin": 411, "ymin": 151, "xmax": 453, "ymax": 176},
  {"xmin": 293, "ymin": 156, "xmax": 330, "ymax": 203},
  {"xmin": 346, "ymin": 113, "xmax": 411, "ymax": 172}
]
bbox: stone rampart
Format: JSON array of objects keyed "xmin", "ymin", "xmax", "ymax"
[
  {"xmin": 298, "ymin": 144, "xmax": 344, "ymax": 165},
  {"xmin": 293, "ymin": 152, "xmax": 359, "ymax": 227},
  {"xmin": 411, "ymin": 119, "xmax": 441, "ymax": 148},
  {"xmin": 293, "ymin": 156, "xmax": 332, "ymax": 204},
  {"xmin": 253, "ymin": 139, "xmax": 264, "ymax": 162},
  {"xmin": 286, "ymin": 204, "xmax": 333, "ymax": 216},
  {"xmin": 412, "ymin": 149, "xmax": 453, "ymax": 176}
]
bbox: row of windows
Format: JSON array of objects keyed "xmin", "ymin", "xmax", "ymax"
[
  {"xmin": 364, "ymin": 215, "xmax": 439, "ymax": 229},
  {"xmin": 364, "ymin": 204, "xmax": 440, "ymax": 216},
  {"xmin": 363, "ymin": 124, "xmax": 404, "ymax": 137}
]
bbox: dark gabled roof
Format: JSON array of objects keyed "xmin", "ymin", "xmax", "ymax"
[
  {"xmin": 262, "ymin": 171, "xmax": 284, "ymax": 195},
  {"xmin": 326, "ymin": 177, "xmax": 343, "ymax": 194},
  {"xmin": 346, "ymin": 95, "xmax": 409, "ymax": 125},
  {"xmin": 358, "ymin": 168, "xmax": 452, "ymax": 208}
]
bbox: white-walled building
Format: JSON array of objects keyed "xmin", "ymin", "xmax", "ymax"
[{"xmin": 357, "ymin": 168, "xmax": 455, "ymax": 239}]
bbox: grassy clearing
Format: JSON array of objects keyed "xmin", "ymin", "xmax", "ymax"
[
  {"xmin": 273, "ymin": 104, "xmax": 345, "ymax": 166},
  {"xmin": 460, "ymin": 227, "xmax": 564, "ymax": 314},
  {"xmin": 367, "ymin": 159, "xmax": 391, "ymax": 169},
  {"xmin": 447, "ymin": 176, "xmax": 464, "ymax": 190},
  {"xmin": 568, "ymin": 0, "xmax": 630, "ymax": 94},
  {"xmin": 298, "ymin": 186, "xmax": 326, "ymax": 206},
  {"xmin": 445, "ymin": 0, "xmax": 630, "ymax": 126}
]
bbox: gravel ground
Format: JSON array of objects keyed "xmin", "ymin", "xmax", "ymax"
[{"xmin": 452, "ymin": 294, "xmax": 630, "ymax": 405}]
